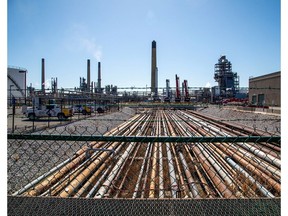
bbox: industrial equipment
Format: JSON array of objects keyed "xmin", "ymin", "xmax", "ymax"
[
  {"xmin": 164, "ymin": 79, "xmax": 171, "ymax": 102},
  {"xmin": 175, "ymin": 74, "xmax": 181, "ymax": 102},
  {"xmin": 214, "ymin": 55, "xmax": 239, "ymax": 98},
  {"xmin": 183, "ymin": 80, "xmax": 190, "ymax": 102}
]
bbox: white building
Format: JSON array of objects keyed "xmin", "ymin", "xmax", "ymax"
[{"xmin": 7, "ymin": 66, "xmax": 27, "ymax": 105}]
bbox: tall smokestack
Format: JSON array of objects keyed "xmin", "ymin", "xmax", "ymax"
[
  {"xmin": 41, "ymin": 58, "xmax": 45, "ymax": 94},
  {"xmin": 98, "ymin": 62, "xmax": 101, "ymax": 93},
  {"xmin": 151, "ymin": 40, "xmax": 157, "ymax": 96},
  {"xmin": 87, "ymin": 59, "xmax": 90, "ymax": 92}
]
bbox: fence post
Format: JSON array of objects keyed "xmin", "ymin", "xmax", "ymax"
[{"xmin": 12, "ymin": 97, "xmax": 15, "ymax": 133}]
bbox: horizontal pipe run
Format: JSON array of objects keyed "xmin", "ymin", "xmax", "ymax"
[{"xmin": 13, "ymin": 109, "xmax": 280, "ymax": 199}]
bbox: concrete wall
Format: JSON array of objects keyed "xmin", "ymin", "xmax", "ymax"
[{"xmin": 249, "ymin": 71, "xmax": 280, "ymax": 107}]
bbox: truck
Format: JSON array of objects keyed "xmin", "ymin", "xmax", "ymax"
[
  {"xmin": 72, "ymin": 104, "xmax": 94, "ymax": 115},
  {"xmin": 22, "ymin": 97, "xmax": 73, "ymax": 120},
  {"xmin": 24, "ymin": 104, "xmax": 73, "ymax": 120},
  {"xmin": 72, "ymin": 104, "xmax": 107, "ymax": 115}
]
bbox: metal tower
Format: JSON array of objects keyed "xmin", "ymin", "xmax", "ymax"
[{"xmin": 214, "ymin": 55, "xmax": 239, "ymax": 97}]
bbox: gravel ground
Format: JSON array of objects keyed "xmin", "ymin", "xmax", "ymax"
[
  {"xmin": 8, "ymin": 107, "xmax": 136, "ymax": 194},
  {"xmin": 8, "ymin": 106, "xmax": 281, "ymax": 195},
  {"xmin": 197, "ymin": 106, "xmax": 281, "ymax": 136}
]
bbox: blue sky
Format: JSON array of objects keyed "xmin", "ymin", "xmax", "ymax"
[{"xmin": 8, "ymin": 0, "xmax": 280, "ymax": 89}]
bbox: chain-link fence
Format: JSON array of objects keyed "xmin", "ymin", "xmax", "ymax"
[{"xmin": 7, "ymin": 106, "xmax": 280, "ymax": 214}]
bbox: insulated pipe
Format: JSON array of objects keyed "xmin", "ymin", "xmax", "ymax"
[
  {"xmin": 141, "ymin": 142, "xmax": 153, "ymax": 198},
  {"xmin": 140, "ymin": 112, "xmax": 155, "ymax": 198},
  {"xmin": 24, "ymin": 142, "xmax": 103, "ymax": 196},
  {"xmin": 187, "ymin": 110, "xmax": 273, "ymax": 136},
  {"xmin": 94, "ymin": 142, "xmax": 136, "ymax": 198},
  {"xmin": 223, "ymin": 141, "xmax": 281, "ymax": 181},
  {"xmin": 61, "ymin": 114, "xmax": 147, "ymax": 198},
  {"xmin": 171, "ymin": 143, "xmax": 190, "ymax": 198},
  {"xmin": 74, "ymin": 146, "xmax": 123, "ymax": 198},
  {"xmin": 161, "ymin": 111, "xmax": 177, "ymax": 198},
  {"xmin": 236, "ymin": 142, "xmax": 280, "ymax": 168},
  {"xmin": 149, "ymin": 113, "xmax": 159, "ymax": 198},
  {"xmin": 17, "ymin": 109, "xmax": 280, "ymax": 199},
  {"xmin": 114, "ymin": 114, "xmax": 152, "ymax": 198},
  {"xmin": 170, "ymin": 111, "xmax": 229, "ymax": 197},
  {"xmin": 132, "ymin": 115, "xmax": 153, "ymax": 198},
  {"xmin": 214, "ymin": 142, "xmax": 280, "ymax": 193},
  {"xmin": 13, "ymin": 156, "xmax": 73, "ymax": 196},
  {"xmin": 184, "ymin": 144, "xmax": 214, "ymax": 198},
  {"xmin": 45, "ymin": 152, "xmax": 99, "ymax": 196},
  {"xmin": 197, "ymin": 143, "xmax": 234, "ymax": 187},
  {"xmin": 252, "ymin": 157, "xmax": 281, "ymax": 180},
  {"xmin": 58, "ymin": 141, "xmax": 120, "ymax": 197},
  {"xmin": 178, "ymin": 151, "xmax": 200, "ymax": 198},
  {"xmin": 132, "ymin": 143, "xmax": 151, "ymax": 198},
  {"xmin": 226, "ymin": 157, "xmax": 275, "ymax": 198},
  {"xmin": 94, "ymin": 113, "xmax": 149, "ymax": 198},
  {"xmin": 191, "ymin": 144, "xmax": 235, "ymax": 198},
  {"xmin": 86, "ymin": 162, "xmax": 114, "ymax": 198},
  {"xmin": 114, "ymin": 144, "xmax": 141, "ymax": 198},
  {"xmin": 164, "ymin": 112, "xmax": 190, "ymax": 198},
  {"xmin": 158, "ymin": 117, "xmax": 164, "ymax": 198},
  {"xmin": 176, "ymin": 110, "xmax": 238, "ymax": 197}
]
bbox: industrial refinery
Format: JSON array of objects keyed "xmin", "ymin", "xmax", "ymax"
[
  {"xmin": 8, "ymin": 40, "xmax": 255, "ymax": 106},
  {"xmin": 7, "ymin": 40, "xmax": 281, "ymax": 215}
]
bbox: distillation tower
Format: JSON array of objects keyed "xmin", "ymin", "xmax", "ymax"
[{"xmin": 214, "ymin": 55, "xmax": 239, "ymax": 97}]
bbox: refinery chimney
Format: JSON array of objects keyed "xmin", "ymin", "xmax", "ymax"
[
  {"xmin": 151, "ymin": 40, "xmax": 157, "ymax": 97},
  {"xmin": 87, "ymin": 59, "xmax": 91, "ymax": 92},
  {"xmin": 98, "ymin": 62, "xmax": 101, "ymax": 93},
  {"xmin": 41, "ymin": 58, "xmax": 45, "ymax": 94}
]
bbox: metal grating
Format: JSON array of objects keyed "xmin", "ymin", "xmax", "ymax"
[{"xmin": 8, "ymin": 196, "xmax": 280, "ymax": 216}]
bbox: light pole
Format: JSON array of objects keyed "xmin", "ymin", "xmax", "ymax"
[
  {"xmin": 19, "ymin": 70, "xmax": 27, "ymax": 105},
  {"xmin": 9, "ymin": 84, "xmax": 14, "ymax": 106}
]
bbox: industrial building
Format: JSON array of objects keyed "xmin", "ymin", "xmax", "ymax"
[
  {"xmin": 214, "ymin": 55, "xmax": 239, "ymax": 98},
  {"xmin": 249, "ymin": 71, "xmax": 280, "ymax": 107},
  {"xmin": 7, "ymin": 42, "xmax": 281, "ymax": 215},
  {"xmin": 7, "ymin": 67, "xmax": 27, "ymax": 105}
]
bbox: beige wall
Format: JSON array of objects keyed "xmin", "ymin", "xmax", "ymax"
[{"xmin": 249, "ymin": 71, "xmax": 280, "ymax": 107}]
